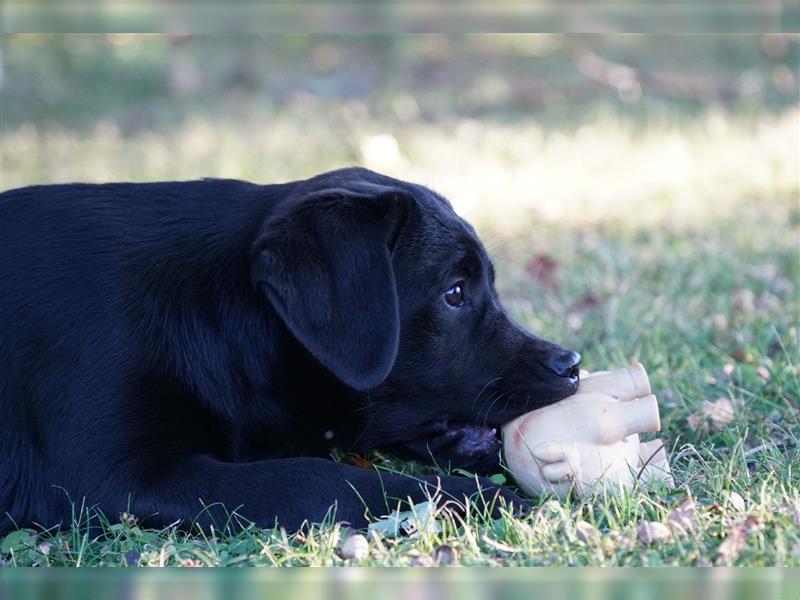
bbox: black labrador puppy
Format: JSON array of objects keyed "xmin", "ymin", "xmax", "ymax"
[{"xmin": 0, "ymin": 167, "xmax": 580, "ymax": 533}]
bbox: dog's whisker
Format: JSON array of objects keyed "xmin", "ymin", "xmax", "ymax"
[
  {"xmin": 481, "ymin": 392, "xmax": 506, "ymax": 428},
  {"xmin": 349, "ymin": 410, "xmax": 377, "ymax": 451},
  {"xmin": 347, "ymin": 402, "xmax": 375, "ymax": 415},
  {"xmin": 471, "ymin": 376, "xmax": 502, "ymax": 413}
]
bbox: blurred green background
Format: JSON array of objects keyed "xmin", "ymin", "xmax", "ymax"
[{"xmin": 2, "ymin": 34, "xmax": 798, "ymax": 229}]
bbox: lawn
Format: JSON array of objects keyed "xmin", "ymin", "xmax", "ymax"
[{"xmin": 0, "ymin": 34, "xmax": 798, "ymax": 566}]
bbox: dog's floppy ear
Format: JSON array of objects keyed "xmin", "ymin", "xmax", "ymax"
[{"xmin": 251, "ymin": 185, "xmax": 413, "ymax": 390}]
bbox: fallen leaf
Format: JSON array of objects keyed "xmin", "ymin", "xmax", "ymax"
[
  {"xmin": 488, "ymin": 473, "xmax": 507, "ymax": 486},
  {"xmin": 526, "ymin": 254, "xmax": 559, "ymax": 289},
  {"xmin": 341, "ymin": 454, "xmax": 373, "ymax": 469},
  {"xmin": 704, "ymin": 398, "xmax": 735, "ymax": 429},
  {"xmin": 743, "ymin": 515, "xmax": 763, "ymax": 533},
  {"xmin": 667, "ymin": 498, "xmax": 697, "ymax": 535},
  {"xmin": 716, "ymin": 524, "xmax": 746, "ymax": 565},
  {"xmin": 0, "ymin": 529, "xmax": 36, "ymax": 554},
  {"xmin": 573, "ymin": 292, "xmax": 601, "ymax": 311},
  {"xmin": 686, "ymin": 413, "xmax": 706, "ymax": 434},
  {"xmin": 636, "ymin": 521, "xmax": 671, "ymax": 544},
  {"xmin": 687, "ymin": 397, "xmax": 735, "ymax": 434},
  {"xmin": 715, "ymin": 515, "xmax": 763, "ymax": 565},
  {"xmin": 730, "ymin": 347, "xmax": 747, "ymax": 362},
  {"xmin": 368, "ymin": 501, "xmax": 440, "ymax": 539}
]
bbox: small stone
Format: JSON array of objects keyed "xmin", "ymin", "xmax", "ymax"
[
  {"xmin": 575, "ymin": 520, "xmax": 599, "ymax": 543},
  {"xmin": 636, "ymin": 521, "xmax": 671, "ymax": 544},
  {"xmin": 124, "ymin": 549, "xmax": 140, "ymax": 567},
  {"xmin": 728, "ymin": 491, "xmax": 746, "ymax": 512},
  {"xmin": 722, "ymin": 363, "xmax": 735, "ymax": 376},
  {"xmin": 712, "ymin": 313, "xmax": 729, "ymax": 332},
  {"xmin": 731, "ymin": 289, "xmax": 755, "ymax": 312},
  {"xmin": 568, "ymin": 314, "xmax": 583, "ymax": 332},
  {"xmin": 340, "ymin": 534, "xmax": 369, "ymax": 560},
  {"xmin": 433, "ymin": 544, "xmax": 457, "ymax": 565}
]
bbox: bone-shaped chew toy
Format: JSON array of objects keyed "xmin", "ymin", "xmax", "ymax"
[{"xmin": 502, "ymin": 363, "xmax": 674, "ymax": 498}]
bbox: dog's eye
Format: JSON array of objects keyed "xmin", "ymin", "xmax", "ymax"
[{"xmin": 444, "ymin": 282, "xmax": 465, "ymax": 307}]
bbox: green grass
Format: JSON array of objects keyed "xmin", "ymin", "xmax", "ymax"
[{"xmin": 1, "ymin": 35, "xmax": 798, "ymax": 567}]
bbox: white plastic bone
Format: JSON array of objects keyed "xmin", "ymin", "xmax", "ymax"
[
  {"xmin": 576, "ymin": 362, "xmax": 651, "ymax": 401},
  {"xmin": 502, "ymin": 364, "xmax": 673, "ymax": 498}
]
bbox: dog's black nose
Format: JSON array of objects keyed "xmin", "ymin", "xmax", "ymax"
[{"xmin": 547, "ymin": 350, "xmax": 582, "ymax": 379}]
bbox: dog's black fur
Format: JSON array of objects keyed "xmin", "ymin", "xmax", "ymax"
[{"xmin": 0, "ymin": 167, "xmax": 581, "ymax": 533}]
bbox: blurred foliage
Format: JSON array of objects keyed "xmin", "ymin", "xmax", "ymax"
[{"xmin": 2, "ymin": 34, "xmax": 798, "ymax": 133}]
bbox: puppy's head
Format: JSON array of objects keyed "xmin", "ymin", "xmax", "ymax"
[{"xmin": 252, "ymin": 167, "xmax": 580, "ymax": 447}]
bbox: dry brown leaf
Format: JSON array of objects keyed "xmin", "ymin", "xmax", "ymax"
[
  {"xmin": 688, "ymin": 397, "xmax": 736, "ymax": 434},
  {"xmin": 716, "ymin": 525, "xmax": 746, "ymax": 565},
  {"xmin": 729, "ymin": 347, "xmax": 748, "ymax": 362},
  {"xmin": 667, "ymin": 498, "xmax": 697, "ymax": 535},
  {"xmin": 715, "ymin": 515, "xmax": 763, "ymax": 565},
  {"xmin": 686, "ymin": 413, "xmax": 706, "ymax": 434},
  {"xmin": 526, "ymin": 254, "xmax": 559, "ymax": 289},
  {"xmin": 573, "ymin": 292, "xmax": 601, "ymax": 311},
  {"xmin": 743, "ymin": 515, "xmax": 763, "ymax": 533},
  {"xmin": 704, "ymin": 398, "xmax": 735, "ymax": 430},
  {"xmin": 636, "ymin": 521, "xmax": 671, "ymax": 544}
]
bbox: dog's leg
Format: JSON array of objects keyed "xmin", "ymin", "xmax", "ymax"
[{"xmin": 96, "ymin": 456, "xmax": 524, "ymax": 531}]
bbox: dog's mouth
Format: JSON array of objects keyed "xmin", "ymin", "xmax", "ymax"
[{"xmin": 411, "ymin": 419, "xmax": 503, "ymax": 454}]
